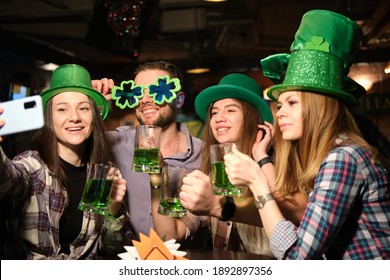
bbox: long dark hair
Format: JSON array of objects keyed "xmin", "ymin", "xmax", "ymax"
[
  {"xmin": 200, "ymin": 98, "xmax": 261, "ymax": 174},
  {"xmin": 199, "ymin": 98, "xmax": 272, "ymax": 255},
  {"xmin": 31, "ymin": 96, "xmax": 113, "ymax": 190}
]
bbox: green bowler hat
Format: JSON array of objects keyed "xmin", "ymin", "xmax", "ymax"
[
  {"xmin": 41, "ymin": 64, "xmax": 109, "ymax": 120},
  {"xmin": 195, "ymin": 73, "xmax": 273, "ymax": 124},
  {"xmin": 261, "ymin": 10, "xmax": 365, "ymax": 106}
]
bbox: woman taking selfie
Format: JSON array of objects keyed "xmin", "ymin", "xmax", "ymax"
[{"xmin": 0, "ymin": 64, "xmax": 131, "ymax": 259}]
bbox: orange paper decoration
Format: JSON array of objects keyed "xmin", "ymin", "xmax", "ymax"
[{"xmin": 132, "ymin": 229, "xmax": 188, "ymax": 260}]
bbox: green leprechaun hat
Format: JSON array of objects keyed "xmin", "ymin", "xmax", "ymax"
[
  {"xmin": 41, "ymin": 64, "xmax": 109, "ymax": 119},
  {"xmin": 195, "ymin": 73, "xmax": 273, "ymax": 124},
  {"xmin": 261, "ymin": 10, "xmax": 365, "ymax": 106}
]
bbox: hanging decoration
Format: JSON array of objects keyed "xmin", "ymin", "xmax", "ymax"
[{"xmin": 104, "ymin": 0, "xmax": 145, "ymax": 37}]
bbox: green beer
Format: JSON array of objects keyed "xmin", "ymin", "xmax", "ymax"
[
  {"xmin": 211, "ymin": 161, "xmax": 241, "ymax": 196},
  {"xmin": 78, "ymin": 178, "xmax": 114, "ymax": 215},
  {"xmin": 132, "ymin": 148, "xmax": 160, "ymax": 174},
  {"xmin": 158, "ymin": 197, "xmax": 186, "ymax": 217}
]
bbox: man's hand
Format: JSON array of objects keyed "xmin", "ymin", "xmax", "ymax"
[
  {"xmin": 180, "ymin": 170, "xmax": 221, "ymax": 217},
  {"xmin": 92, "ymin": 78, "xmax": 115, "ymax": 101}
]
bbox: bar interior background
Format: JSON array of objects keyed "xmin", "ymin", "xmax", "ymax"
[{"xmin": 0, "ymin": 0, "xmax": 389, "ymax": 158}]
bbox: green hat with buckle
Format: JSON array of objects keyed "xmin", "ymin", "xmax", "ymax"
[
  {"xmin": 261, "ymin": 10, "xmax": 365, "ymax": 106},
  {"xmin": 40, "ymin": 64, "xmax": 109, "ymax": 119},
  {"xmin": 195, "ymin": 73, "xmax": 273, "ymax": 124}
]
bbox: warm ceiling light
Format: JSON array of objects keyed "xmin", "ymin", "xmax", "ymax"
[
  {"xmin": 39, "ymin": 63, "xmax": 59, "ymax": 71},
  {"xmin": 186, "ymin": 67, "xmax": 210, "ymax": 74},
  {"xmin": 203, "ymin": 0, "xmax": 227, "ymax": 2},
  {"xmin": 385, "ymin": 61, "xmax": 390, "ymax": 74},
  {"xmin": 186, "ymin": 55, "xmax": 211, "ymax": 74},
  {"xmin": 355, "ymin": 77, "xmax": 373, "ymax": 91}
]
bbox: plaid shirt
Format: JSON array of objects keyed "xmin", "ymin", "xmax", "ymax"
[
  {"xmin": 0, "ymin": 149, "xmax": 131, "ymax": 259},
  {"xmin": 270, "ymin": 138, "xmax": 390, "ymax": 259}
]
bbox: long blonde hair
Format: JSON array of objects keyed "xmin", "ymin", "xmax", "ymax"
[{"xmin": 273, "ymin": 92, "xmax": 377, "ymax": 198}]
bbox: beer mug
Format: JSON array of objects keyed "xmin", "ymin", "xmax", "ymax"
[
  {"xmin": 78, "ymin": 162, "xmax": 117, "ymax": 215},
  {"xmin": 158, "ymin": 165, "xmax": 188, "ymax": 217},
  {"xmin": 210, "ymin": 143, "xmax": 242, "ymax": 196},
  {"xmin": 132, "ymin": 125, "xmax": 162, "ymax": 174}
]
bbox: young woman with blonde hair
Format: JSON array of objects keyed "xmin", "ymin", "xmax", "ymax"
[{"xmin": 224, "ymin": 10, "xmax": 390, "ymax": 259}]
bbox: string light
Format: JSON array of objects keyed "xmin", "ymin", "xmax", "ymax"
[{"xmin": 104, "ymin": 0, "xmax": 145, "ymax": 37}]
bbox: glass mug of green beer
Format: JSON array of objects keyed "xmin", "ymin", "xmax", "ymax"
[
  {"xmin": 158, "ymin": 165, "xmax": 188, "ymax": 217},
  {"xmin": 210, "ymin": 143, "xmax": 242, "ymax": 196},
  {"xmin": 132, "ymin": 125, "xmax": 162, "ymax": 174},
  {"xmin": 78, "ymin": 162, "xmax": 117, "ymax": 215}
]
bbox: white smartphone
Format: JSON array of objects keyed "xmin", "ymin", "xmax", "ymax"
[{"xmin": 0, "ymin": 95, "xmax": 45, "ymax": 136}]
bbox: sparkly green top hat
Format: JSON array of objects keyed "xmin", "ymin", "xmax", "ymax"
[
  {"xmin": 40, "ymin": 64, "xmax": 109, "ymax": 119},
  {"xmin": 261, "ymin": 10, "xmax": 365, "ymax": 106},
  {"xmin": 195, "ymin": 73, "xmax": 273, "ymax": 124}
]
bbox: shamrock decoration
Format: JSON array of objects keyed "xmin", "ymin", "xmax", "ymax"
[
  {"xmin": 111, "ymin": 76, "xmax": 181, "ymax": 109},
  {"xmin": 111, "ymin": 80, "xmax": 143, "ymax": 109},
  {"xmin": 305, "ymin": 36, "xmax": 330, "ymax": 52},
  {"xmin": 148, "ymin": 75, "xmax": 181, "ymax": 105}
]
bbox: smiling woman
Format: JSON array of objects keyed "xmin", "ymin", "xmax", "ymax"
[
  {"xmin": 209, "ymin": 99, "xmax": 245, "ymax": 144},
  {"xmin": 0, "ymin": 64, "xmax": 132, "ymax": 259},
  {"xmin": 52, "ymin": 92, "xmax": 94, "ymax": 149},
  {"xmin": 179, "ymin": 73, "xmax": 283, "ymax": 257}
]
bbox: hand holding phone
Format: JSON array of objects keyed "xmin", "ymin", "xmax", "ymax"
[{"xmin": 0, "ymin": 96, "xmax": 45, "ymax": 136}]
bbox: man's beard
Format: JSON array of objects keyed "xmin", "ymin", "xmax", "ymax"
[{"xmin": 137, "ymin": 107, "xmax": 177, "ymax": 129}]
